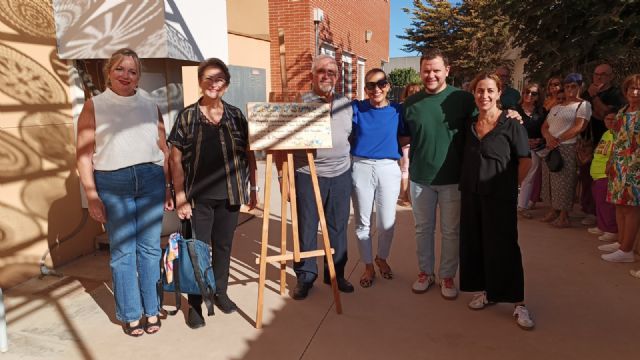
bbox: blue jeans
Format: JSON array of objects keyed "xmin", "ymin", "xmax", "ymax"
[
  {"xmin": 410, "ymin": 182, "xmax": 460, "ymax": 278},
  {"xmin": 95, "ymin": 163, "xmax": 165, "ymax": 323},
  {"xmin": 294, "ymin": 170, "xmax": 351, "ymax": 283},
  {"xmin": 351, "ymin": 157, "xmax": 401, "ymax": 264}
]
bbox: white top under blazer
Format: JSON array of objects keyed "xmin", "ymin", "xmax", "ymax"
[{"xmin": 91, "ymin": 88, "xmax": 164, "ymax": 171}]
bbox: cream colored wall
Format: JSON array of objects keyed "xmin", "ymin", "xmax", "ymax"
[
  {"xmin": 226, "ymin": 0, "xmax": 269, "ymax": 39},
  {"xmin": 0, "ymin": 0, "xmax": 101, "ymax": 288},
  {"xmin": 227, "ymin": 33, "xmax": 271, "ymax": 94}
]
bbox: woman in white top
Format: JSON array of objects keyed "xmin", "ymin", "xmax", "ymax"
[
  {"xmin": 540, "ymin": 73, "xmax": 592, "ymax": 227},
  {"xmin": 76, "ymin": 48, "xmax": 174, "ymax": 337}
]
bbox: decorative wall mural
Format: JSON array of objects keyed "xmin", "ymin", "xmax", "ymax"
[
  {"xmin": 0, "ymin": 43, "xmax": 68, "ymax": 104},
  {"xmin": 51, "ymin": 0, "xmax": 94, "ymax": 35},
  {"xmin": 0, "ymin": 0, "xmax": 56, "ymax": 39},
  {"xmin": 0, "ymin": 130, "xmax": 42, "ymax": 179},
  {"xmin": 54, "ymin": 0, "xmax": 165, "ymax": 59},
  {"xmin": 19, "ymin": 112, "xmax": 74, "ymax": 166}
]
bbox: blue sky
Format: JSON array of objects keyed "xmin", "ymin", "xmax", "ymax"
[
  {"xmin": 390, "ymin": 0, "xmax": 456, "ymax": 58},
  {"xmin": 390, "ymin": 0, "xmax": 419, "ymax": 58}
]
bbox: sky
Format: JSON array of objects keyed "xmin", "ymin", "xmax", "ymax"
[{"xmin": 389, "ymin": 0, "xmax": 420, "ymax": 58}]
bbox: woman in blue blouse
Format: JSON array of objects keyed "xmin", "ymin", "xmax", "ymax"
[{"xmin": 351, "ymin": 68, "xmax": 405, "ymax": 288}]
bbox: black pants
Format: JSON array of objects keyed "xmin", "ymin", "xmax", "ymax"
[
  {"xmin": 459, "ymin": 191, "xmax": 524, "ymax": 303},
  {"xmin": 188, "ymin": 198, "xmax": 240, "ymax": 308}
]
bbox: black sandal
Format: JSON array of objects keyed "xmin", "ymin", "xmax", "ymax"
[
  {"xmin": 123, "ymin": 321, "xmax": 144, "ymax": 337},
  {"xmin": 144, "ymin": 317, "xmax": 161, "ymax": 334}
]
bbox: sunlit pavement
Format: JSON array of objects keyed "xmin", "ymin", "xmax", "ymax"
[{"xmin": 3, "ymin": 160, "xmax": 640, "ymax": 360}]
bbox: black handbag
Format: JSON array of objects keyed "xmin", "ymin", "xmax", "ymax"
[
  {"xmin": 158, "ymin": 220, "xmax": 216, "ymax": 316},
  {"xmin": 545, "ymin": 147, "xmax": 564, "ymax": 172}
]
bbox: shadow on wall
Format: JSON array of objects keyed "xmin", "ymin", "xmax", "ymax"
[{"xmin": 0, "ymin": 0, "xmax": 101, "ymax": 289}]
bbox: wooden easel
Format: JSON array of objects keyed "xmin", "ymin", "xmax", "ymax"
[{"xmin": 255, "ymin": 150, "xmax": 342, "ymax": 329}]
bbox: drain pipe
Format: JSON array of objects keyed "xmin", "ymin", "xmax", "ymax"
[{"xmin": 1, "ymin": 288, "xmax": 7, "ymax": 352}]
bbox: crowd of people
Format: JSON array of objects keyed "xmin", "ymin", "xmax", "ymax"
[{"xmin": 76, "ymin": 47, "xmax": 639, "ymax": 336}]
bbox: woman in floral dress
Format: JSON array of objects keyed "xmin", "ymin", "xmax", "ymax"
[{"xmin": 600, "ymin": 74, "xmax": 640, "ymax": 264}]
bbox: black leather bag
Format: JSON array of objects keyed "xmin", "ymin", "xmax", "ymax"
[{"xmin": 545, "ymin": 148, "xmax": 563, "ymax": 172}]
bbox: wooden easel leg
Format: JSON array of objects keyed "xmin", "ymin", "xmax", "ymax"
[
  {"xmin": 279, "ymin": 159, "xmax": 289, "ymax": 295},
  {"xmin": 287, "ymin": 153, "xmax": 301, "ymax": 263},
  {"xmin": 306, "ymin": 150, "xmax": 342, "ymax": 314},
  {"xmin": 256, "ymin": 153, "xmax": 274, "ymax": 329}
]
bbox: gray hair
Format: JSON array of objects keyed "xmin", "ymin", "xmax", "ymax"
[{"xmin": 311, "ymin": 54, "xmax": 337, "ymax": 73}]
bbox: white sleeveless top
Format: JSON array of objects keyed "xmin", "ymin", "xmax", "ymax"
[{"xmin": 92, "ymin": 88, "xmax": 164, "ymax": 171}]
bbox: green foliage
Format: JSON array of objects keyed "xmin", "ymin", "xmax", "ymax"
[
  {"xmin": 497, "ymin": 0, "xmax": 640, "ymax": 81},
  {"xmin": 388, "ymin": 67, "xmax": 421, "ymax": 87},
  {"xmin": 399, "ymin": 0, "xmax": 512, "ymax": 81}
]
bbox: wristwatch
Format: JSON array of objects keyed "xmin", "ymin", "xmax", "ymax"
[{"xmin": 250, "ymin": 185, "xmax": 260, "ymax": 192}]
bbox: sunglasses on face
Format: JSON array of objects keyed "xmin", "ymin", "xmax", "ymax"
[
  {"xmin": 524, "ymin": 90, "xmax": 539, "ymax": 96},
  {"xmin": 365, "ymin": 79, "xmax": 389, "ymax": 91}
]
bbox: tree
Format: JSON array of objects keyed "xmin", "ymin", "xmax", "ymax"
[
  {"xmin": 399, "ymin": 0, "xmax": 512, "ymax": 81},
  {"xmin": 499, "ymin": 0, "xmax": 640, "ymax": 81},
  {"xmin": 388, "ymin": 67, "xmax": 421, "ymax": 87}
]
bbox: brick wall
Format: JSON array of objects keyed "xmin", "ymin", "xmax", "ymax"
[{"xmin": 268, "ymin": 0, "xmax": 390, "ymax": 98}]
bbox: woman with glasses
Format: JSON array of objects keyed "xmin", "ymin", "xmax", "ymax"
[
  {"xmin": 516, "ymin": 83, "xmax": 546, "ymax": 218},
  {"xmin": 169, "ymin": 58, "xmax": 257, "ymax": 329},
  {"xmin": 76, "ymin": 48, "xmax": 174, "ymax": 336},
  {"xmin": 543, "ymin": 76, "xmax": 563, "ymax": 112},
  {"xmin": 540, "ymin": 73, "xmax": 592, "ymax": 228},
  {"xmin": 351, "ymin": 68, "xmax": 405, "ymax": 288}
]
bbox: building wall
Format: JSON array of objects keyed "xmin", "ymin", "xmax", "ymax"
[
  {"xmin": 268, "ymin": 0, "xmax": 390, "ymax": 98},
  {"xmin": 228, "ymin": 33, "xmax": 271, "ymax": 94},
  {"xmin": 0, "ymin": 0, "xmax": 101, "ymax": 288}
]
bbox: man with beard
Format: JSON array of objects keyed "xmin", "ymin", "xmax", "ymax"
[{"xmin": 290, "ymin": 55, "xmax": 354, "ymax": 300}]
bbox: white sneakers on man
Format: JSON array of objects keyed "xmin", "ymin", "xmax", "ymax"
[
  {"xmin": 411, "ymin": 272, "xmax": 435, "ymax": 294},
  {"xmin": 601, "ymin": 250, "xmax": 635, "ymax": 263},
  {"xmin": 440, "ymin": 278, "xmax": 458, "ymax": 300}
]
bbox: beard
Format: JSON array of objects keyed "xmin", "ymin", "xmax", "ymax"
[{"xmin": 316, "ymin": 82, "xmax": 334, "ymax": 94}]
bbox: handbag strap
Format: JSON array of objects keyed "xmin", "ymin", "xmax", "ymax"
[{"xmin": 186, "ymin": 241, "xmax": 215, "ymax": 316}]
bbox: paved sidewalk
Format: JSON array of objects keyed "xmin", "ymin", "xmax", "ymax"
[{"xmin": 3, "ymin": 161, "xmax": 640, "ymax": 359}]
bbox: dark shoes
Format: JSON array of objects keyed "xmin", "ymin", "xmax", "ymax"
[
  {"xmin": 215, "ymin": 293, "xmax": 238, "ymax": 314},
  {"xmin": 323, "ymin": 277, "xmax": 355, "ymax": 293},
  {"xmin": 187, "ymin": 307, "xmax": 205, "ymax": 329},
  {"xmin": 291, "ymin": 281, "xmax": 313, "ymax": 300}
]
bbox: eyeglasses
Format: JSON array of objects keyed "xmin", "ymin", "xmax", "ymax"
[
  {"xmin": 593, "ymin": 72, "xmax": 611, "ymax": 77},
  {"xmin": 549, "ymin": 82, "xmax": 561, "ymax": 87},
  {"xmin": 365, "ymin": 79, "xmax": 389, "ymax": 91},
  {"xmin": 203, "ymin": 77, "xmax": 226, "ymax": 87},
  {"xmin": 524, "ymin": 90, "xmax": 539, "ymax": 96}
]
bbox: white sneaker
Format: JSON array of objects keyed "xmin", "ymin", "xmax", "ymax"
[
  {"xmin": 439, "ymin": 278, "xmax": 458, "ymax": 300},
  {"xmin": 587, "ymin": 226, "xmax": 604, "ymax": 235},
  {"xmin": 597, "ymin": 242, "xmax": 620, "ymax": 252},
  {"xmin": 601, "ymin": 250, "xmax": 635, "ymax": 263},
  {"xmin": 468, "ymin": 292, "xmax": 494, "ymax": 310},
  {"xmin": 411, "ymin": 272, "xmax": 435, "ymax": 294},
  {"xmin": 581, "ymin": 215, "xmax": 596, "ymax": 226},
  {"xmin": 598, "ymin": 232, "xmax": 618, "ymax": 242},
  {"xmin": 513, "ymin": 305, "xmax": 535, "ymax": 330}
]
